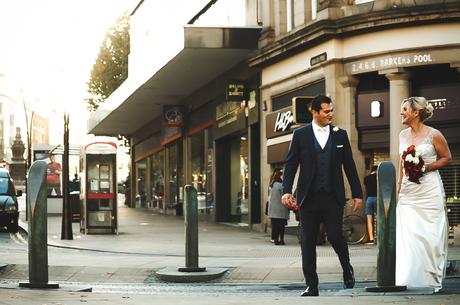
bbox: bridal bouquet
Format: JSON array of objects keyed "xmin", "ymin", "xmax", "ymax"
[
  {"xmin": 401, "ymin": 144, "xmax": 426, "ymax": 184},
  {"xmin": 287, "ymin": 197, "xmax": 299, "ymax": 212}
]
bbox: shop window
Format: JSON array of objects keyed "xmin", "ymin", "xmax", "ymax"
[
  {"xmin": 271, "ymin": 81, "xmax": 325, "ymax": 111},
  {"xmin": 150, "ymin": 150, "xmax": 165, "ymax": 209},
  {"xmin": 136, "ymin": 160, "xmax": 147, "ymax": 207},
  {"xmin": 167, "ymin": 142, "xmax": 183, "ymax": 215},
  {"xmin": 373, "ymin": 151, "xmax": 390, "ymax": 165},
  {"xmin": 191, "ymin": 131, "xmax": 212, "ymax": 213}
]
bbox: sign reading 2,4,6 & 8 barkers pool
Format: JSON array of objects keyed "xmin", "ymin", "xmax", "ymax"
[{"xmin": 346, "ymin": 52, "xmax": 435, "ymax": 74}]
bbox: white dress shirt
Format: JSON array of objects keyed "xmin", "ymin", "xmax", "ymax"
[{"xmin": 312, "ymin": 121, "xmax": 330, "ymax": 149}]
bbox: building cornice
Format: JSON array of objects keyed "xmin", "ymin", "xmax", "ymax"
[{"xmin": 248, "ymin": 3, "xmax": 460, "ymax": 68}]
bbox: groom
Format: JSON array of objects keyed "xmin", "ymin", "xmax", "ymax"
[{"xmin": 282, "ymin": 95, "xmax": 362, "ymax": 296}]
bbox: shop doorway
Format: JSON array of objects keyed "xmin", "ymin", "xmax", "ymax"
[{"xmin": 215, "ymin": 133, "xmax": 249, "ymax": 224}]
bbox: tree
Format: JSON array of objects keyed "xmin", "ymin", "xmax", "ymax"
[{"xmin": 86, "ymin": 13, "xmax": 130, "ymax": 112}]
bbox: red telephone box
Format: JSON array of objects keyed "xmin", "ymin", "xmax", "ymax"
[{"xmin": 80, "ymin": 141, "xmax": 117, "ymax": 234}]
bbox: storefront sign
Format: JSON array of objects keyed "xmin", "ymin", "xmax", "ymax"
[
  {"xmin": 266, "ymin": 106, "xmax": 296, "ymax": 139},
  {"xmin": 216, "ymin": 101, "xmax": 242, "ymax": 128},
  {"xmin": 273, "ymin": 110, "xmax": 294, "ymax": 132},
  {"xmin": 346, "ymin": 52, "xmax": 436, "ymax": 74},
  {"xmin": 217, "ymin": 115, "xmax": 238, "ymax": 128},
  {"xmin": 226, "ymin": 80, "xmax": 245, "ymax": 102}
]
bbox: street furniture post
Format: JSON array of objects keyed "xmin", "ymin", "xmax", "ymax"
[
  {"xmin": 178, "ymin": 185, "xmax": 205, "ymax": 272},
  {"xmin": 19, "ymin": 160, "xmax": 59, "ymax": 288},
  {"xmin": 366, "ymin": 161, "xmax": 406, "ymax": 292},
  {"xmin": 61, "ymin": 113, "xmax": 73, "ymax": 240}
]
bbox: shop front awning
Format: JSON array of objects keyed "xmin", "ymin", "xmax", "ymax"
[{"xmin": 88, "ymin": 26, "xmax": 261, "ymax": 136}]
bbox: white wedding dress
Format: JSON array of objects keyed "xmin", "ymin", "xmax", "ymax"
[{"xmin": 396, "ymin": 127, "xmax": 448, "ymax": 291}]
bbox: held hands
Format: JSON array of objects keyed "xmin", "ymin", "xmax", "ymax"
[{"xmin": 351, "ymin": 198, "xmax": 362, "ymax": 213}]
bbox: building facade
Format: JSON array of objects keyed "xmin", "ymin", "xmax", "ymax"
[
  {"xmin": 89, "ymin": 0, "xmax": 460, "ymax": 235},
  {"xmin": 251, "ymin": 0, "xmax": 460, "ymax": 233}
]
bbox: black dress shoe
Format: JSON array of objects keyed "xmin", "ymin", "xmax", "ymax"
[
  {"xmin": 343, "ymin": 265, "xmax": 355, "ymax": 289},
  {"xmin": 301, "ymin": 285, "xmax": 319, "ymax": 296}
]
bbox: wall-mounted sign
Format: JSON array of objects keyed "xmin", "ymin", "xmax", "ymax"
[
  {"xmin": 162, "ymin": 105, "xmax": 185, "ymax": 127},
  {"xmin": 346, "ymin": 52, "xmax": 435, "ymax": 74},
  {"xmin": 310, "ymin": 52, "xmax": 327, "ymax": 66},
  {"xmin": 226, "ymin": 80, "xmax": 245, "ymax": 102},
  {"xmin": 274, "ymin": 110, "xmax": 293, "ymax": 133},
  {"xmin": 266, "ymin": 106, "xmax": 296, "ymax": 139},
  {"xmin": 370, "ymin": 100, "xmax": 383, "ymax": 118}
]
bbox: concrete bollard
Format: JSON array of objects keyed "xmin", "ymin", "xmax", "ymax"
[
  {"xmin": 178, "ymin": 185, "xmax": 205, "ymax": 272},
  {"xmin": 366, "ymin": 161, "xmax": 405, "ymax": 292},
  {"xmin": 19, "ymin": 160, "xmax": 59, "ymax": 289}
]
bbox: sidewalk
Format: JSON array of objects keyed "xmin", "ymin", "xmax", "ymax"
[{"xmin": 5, "ymin": 198, "xmax": 458, "ymax": 287}]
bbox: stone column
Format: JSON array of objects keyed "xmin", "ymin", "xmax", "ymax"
[
  {"xmin": 381, "ymin": 68, "xmax": 411, "ymax": 168},
  {"xmin": 339, "ymin": 75, "xmax": 365, "ymax": 211}
]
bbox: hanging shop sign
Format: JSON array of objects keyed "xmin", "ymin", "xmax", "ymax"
[
  {"xmin": 226, "ymin": 80, "xmax": 245, "ymax": 102},
  {"xmin": 162, "ymin": 105, "xmax": 186, "ymax": 127}
]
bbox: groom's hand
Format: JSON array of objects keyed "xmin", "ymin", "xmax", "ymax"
[
  {"xmin": 351, "ymin": 198, "xmax": 362, "ymax": 212},
  {"xmin": 281, "ymin": 193, "xmax": 293, "ymax": 208}
]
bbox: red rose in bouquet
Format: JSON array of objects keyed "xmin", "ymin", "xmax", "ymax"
[
  {"xmin": 287, "ymin": 196, "xmax": 299, "ymax": 212},
  {"xmin": 401, "ymin": 144, "xmax": 426, "ymax": 184}
]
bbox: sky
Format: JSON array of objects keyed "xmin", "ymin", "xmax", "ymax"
[
  {"xmin": 0, "ymin": 0, "xmax": 139, "ymax": 140},
  {"xmin": 0, "ymin": 0, "xmax": 245, "ymax": 143}
]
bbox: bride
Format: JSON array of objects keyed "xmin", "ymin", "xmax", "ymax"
[{"xmin": 396, "ymin": 96, "xmax": 452, "ymax": 292}]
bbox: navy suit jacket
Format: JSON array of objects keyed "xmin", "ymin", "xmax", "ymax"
[{"xmin": 282, "ymin": 124, "xmax": 362, "ymax": 207}]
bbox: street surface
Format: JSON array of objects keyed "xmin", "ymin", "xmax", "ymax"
[{"xmin": 0, "ymin": 195, "xmax": 459, "ymax": 304}]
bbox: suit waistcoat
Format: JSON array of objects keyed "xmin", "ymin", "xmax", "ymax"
[{"xmin": 312, "ymin": 135, "xmax": 332, "ymax": 193}]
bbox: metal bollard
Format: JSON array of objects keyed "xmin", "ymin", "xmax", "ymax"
[
  {"xmin": 19, "ymin": 160, "xmax": 59, "ymax": 288},
  {"xmin": 366, "ymin": 161, "xmax": 405, "ymax": 292},
  {"xmin": 178, "ymin": 185, "xmax": 205, "ymax": 272}
]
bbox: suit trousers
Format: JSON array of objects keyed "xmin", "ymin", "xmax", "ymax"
[{"xmin": 299, "ymin": 190, "xmax": 350, "ymax": 286}]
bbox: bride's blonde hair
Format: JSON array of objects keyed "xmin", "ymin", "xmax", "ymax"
[{"xmin": 402, "ymin": 96, "xmax": 434, "ymax": 122}]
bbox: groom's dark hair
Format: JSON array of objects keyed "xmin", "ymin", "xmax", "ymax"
[{"xmin": 311, "ymin": 95, "xmax": 332, "ymax": 112}]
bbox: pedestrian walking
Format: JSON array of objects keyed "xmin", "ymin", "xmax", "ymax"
[{"xmin": 268, "ymin": 168, "xmax": 289, "ymax": 245}]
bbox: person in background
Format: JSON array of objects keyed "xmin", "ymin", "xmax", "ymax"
[
  {"xmin": 46, "ymin": 154, "xmax": 62, "ymax": 196},
  {"xmin": 364, "ymin": 165, "xmax": 378, "ymax": 245},
  {"xmin": 268, "ymin": 168, "xmax": 289, "ymax": 245}
]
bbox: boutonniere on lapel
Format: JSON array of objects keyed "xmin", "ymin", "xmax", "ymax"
[{"xmin": 332, "ymin": 126, "xmax": 340, "ymax": 132}]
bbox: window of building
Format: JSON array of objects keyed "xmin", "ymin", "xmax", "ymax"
[
  {"xmin": 167, "ymin": 141, "xmax": 184, "ymax": 215},
  {"xmin": 311, "ymin": 0, "xmax": 317, "ymax": 20},
  {"xmin": 271, "ymin": 80, "xmax": 325, "ymax": 111},
  {"xmin": 150, "ymin": 150, "xmax": 164, "ymax": 210},
  {"xmin": 136, "ymin": 159, "xmax": 147, "ymax": 207},
  {"xmin": 191, "ymin": 131, "xmax": 206, "ymax": 210},
  {"xmin": 286, "ymin": 0, "xmax": 293, "ymax": 32}
]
